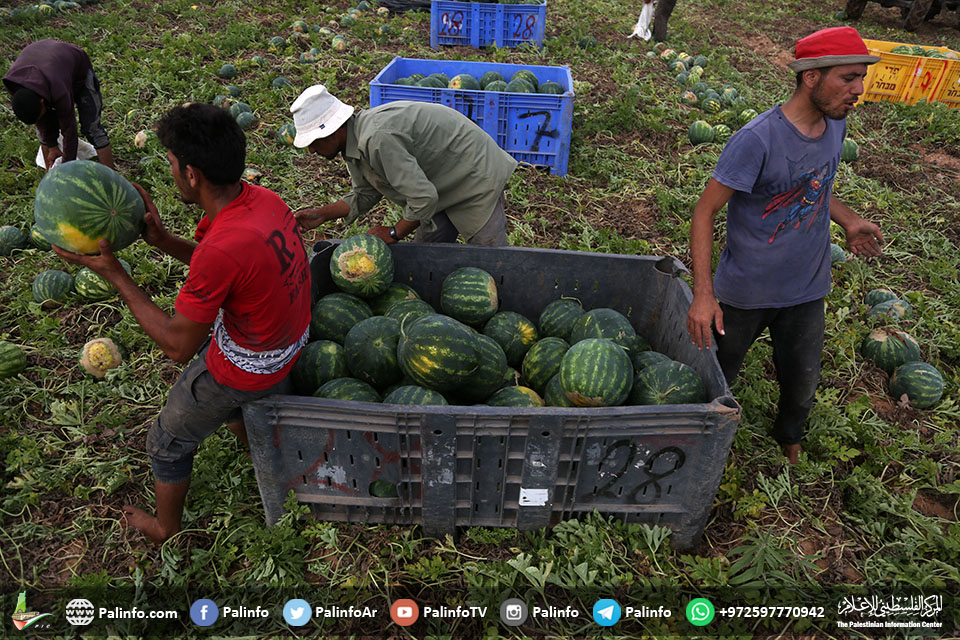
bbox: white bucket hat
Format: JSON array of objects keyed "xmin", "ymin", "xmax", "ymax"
[{"xmin": 290, "ymin": 85, "xmax": 355, "ymax": 148}]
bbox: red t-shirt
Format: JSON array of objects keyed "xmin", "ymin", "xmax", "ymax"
[{"xmin": 175, "ymin": 183, "xmax": 311, "ymax": 391}]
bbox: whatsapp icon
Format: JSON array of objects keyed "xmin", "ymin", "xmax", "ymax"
[{"xmin": 685, "ymin": 598, "xmax": 715, "ymax": 626}]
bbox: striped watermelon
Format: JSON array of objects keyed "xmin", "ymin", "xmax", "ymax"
[
  {"xmin": 292, "ymin": 340, "xmax": 349, "ymax": 395},
  {"xmin": 452, "ymin": 334, "xmax": 508, "ymax": 404},
  {"xmin": 502, "ymin": 366, "xmax": 522, "ymax": 388},
  {"xmin": 0, "ymin": 341, "xmax": 27, "ymax": 379},
  {"xmin": 34, "ymin": 160, "xmax": 146, "ymax": 255},
  {"xmin": 543, "ymin": 374, "xmax": 574, "ymax": 407},
  {"xmin": 398, "ymin": 314, "xmax": 481, "ymax": 392},
  {"xmin": 314, "ymin": 377, "xmax": 381, "ymax": 402},
  {"xmin": 483, "ymin": 311, "xmax": 539, "ymax": 368},
  {"xmin": 538, "ymin": 298, "xmax": 584, "ymax": 341},
  {"xmin": 486, "ymin": 386, "xmax": 544, "ymax": 407},
  {"xmin": 632, "ymin": 350, "xmax": 671, "ymax": 373},
  {"xmin": 860, "ymin": 328, "xmax": 921, "ymax": 374},
  {"xmin": 344, "ymin": 316, "xmax": 403, "ymax": 389},
  {"xmin": 440, "ymin": 267, "xmax": 499, "ymax": 326},
  {"xmin": 74, "ymin": 258, "xmax": 131, "ymax": 301},
  {"xmin": 569, "ymin": 308, "xmax": 636, "ymax": 351},
  {"xmin": 369, "ymin": 282, "xmax": 419, "ymax": 315},
  {"xmin": 558, "ymin": 338, "xmax": 633, "ymax": 407},
  {"xmin": 384, "ymin": 298, "xmax": 434, "ymax": 327},
  {"xmin": 382, "ymin": 385, "xmax": 448, "ymax": 406},
  {"xmin": 867, "ymin": 298, "xmax": 913, "ymax": 322},
  {"xmin": 865, "ymin": 288, "xmax": 897, "ymax": 308},
  {"xmin": 830, "ymin": 243, "xmax": 846, "ymax": 265},
  {"xmin": 688, "ymin": 120, "xmax": 715, "ymax": 145},
  {"xmin": 32, "ymin": 269, "xmax": 74, "ymax": 303},
  {"xmin": 29, "ymin": 225, "xmax": 51, "ymax": 251},
  {"xmin": 521, "ymin": 337, "xmax": 569, "ymax": 394},
  {"xmin": 330, "ymin": 234, "xmax": 394, "ymax": 297},
  {"xmin": 629, "ymin": 360, "xmax": 705, "ymax": 405},
  {"xmin": 0, "ymin": 225, "xmax": 28, "ymax": 255},
  {"xmin": 310, "ymin": 293, "xmax": 372, "ymax": 343},
  {"xmin": 889, "ymin": 362, "xmax": 943, "ymax": 409}
]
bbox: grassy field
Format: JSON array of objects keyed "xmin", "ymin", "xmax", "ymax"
[{"xmin": 0, "ymin": 0, "xmax": 958, "ymax": 637}]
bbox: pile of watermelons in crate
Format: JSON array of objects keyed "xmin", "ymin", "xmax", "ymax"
[
  {"xmin": 859, "ymin": 288, "xmax": 944, "ymax": 409},
  {"xmin": 391, "ymin": 68, "xmax": 565, "ymax": 94},
  {"xmin": 295, "ymin": 235, "xmax": 706, "ymax": 408}
]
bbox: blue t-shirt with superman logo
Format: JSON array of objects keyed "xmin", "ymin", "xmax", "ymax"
[{"xmin": 712, "ymin": 105, "xmax": 844, "ymax": 309}]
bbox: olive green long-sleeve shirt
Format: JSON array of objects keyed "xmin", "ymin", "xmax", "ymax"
[{"xmin": 341, "ymin": 101, "xmax": 517, "ymax": 239}]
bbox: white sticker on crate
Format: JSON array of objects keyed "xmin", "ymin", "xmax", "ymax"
[{"xmin": 519, "ymin": 488, "xmax": 549, "ymax": 507}]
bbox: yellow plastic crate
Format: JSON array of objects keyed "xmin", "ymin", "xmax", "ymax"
[
  {"xmin": 933, "ymin": 58, "xmax": 960, "ymax": 108},
  {"xmin": 858, "ymin": 39, "xmax": 959, "ymax": 107}
]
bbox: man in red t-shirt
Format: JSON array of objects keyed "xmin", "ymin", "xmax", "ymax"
[{"xmin": 53, "ymin": 104, "xmax": 311, "ymax": 543}]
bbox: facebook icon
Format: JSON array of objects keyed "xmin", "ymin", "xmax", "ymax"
[{"xmin": 190, "ymin": 599, "xmax": 219, "ymax": 627}]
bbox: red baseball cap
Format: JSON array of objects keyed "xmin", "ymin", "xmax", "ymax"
[{"xmin": 788, "ymin": 26, "xmax": 880, "ymax": 72}]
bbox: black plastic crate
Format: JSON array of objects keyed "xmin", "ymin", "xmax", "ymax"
[{"xmin": 242, "ymin": 243, "xmax": 740, "ymax": 550}]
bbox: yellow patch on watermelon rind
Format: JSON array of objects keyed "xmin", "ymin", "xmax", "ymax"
[{"xmin": 56, "ymin": 223, "xmax": 100, "ymax": 254}]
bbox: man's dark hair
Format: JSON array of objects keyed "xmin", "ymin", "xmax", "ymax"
[
  {"xmin": 11, "ymin": 88, "xmax": 43, "ymax": 124},
  {"xmin": 156, "ymin": 103, "xmax": 245, "ymax": 186}
]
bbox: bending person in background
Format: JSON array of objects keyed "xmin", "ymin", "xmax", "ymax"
[
  {"xmin": 53, "ymin": 104, "xmax": 311, "ymax": 543},
  {"xmin": 686, "ymin": 26, "xmax": 884, "ymax": 464},
  {"xmin": 4, "ymin": 39, "xmax": 115, "ymax": 170},
  {"xmin": 290, "ymin": 85, "xmax": 517, "ymax": 246}
]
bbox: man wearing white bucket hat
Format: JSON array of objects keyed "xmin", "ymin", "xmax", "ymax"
[{"xmin": 290, "ymin": 85, "xmax": 517, "ymax": 245}]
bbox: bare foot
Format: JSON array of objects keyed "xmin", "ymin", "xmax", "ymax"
[
  {"xmin": 122, "ymin": 505, "xmax": 177, "ymax": 544},
  {"xmin": 781, "ymin": 444, "xmax": 802, "ymax": 465}
]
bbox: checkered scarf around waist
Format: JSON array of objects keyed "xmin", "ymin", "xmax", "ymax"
[{"xmin": 213, "ymin": 310, "xmax": 309, "ymax": 375}]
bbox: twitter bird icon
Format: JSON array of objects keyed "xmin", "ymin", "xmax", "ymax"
[{"xmin": 283, "ymin": 599, "xmax": 312, "ymax": 626}]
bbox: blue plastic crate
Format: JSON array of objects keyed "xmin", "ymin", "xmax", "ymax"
[
  {"xmin": 431, "ymin": 0, "xmax": 546, "ymax": 49},
  {"xmin": 369, "ymin": 57, "xmax": 573, "ymax": 176}
]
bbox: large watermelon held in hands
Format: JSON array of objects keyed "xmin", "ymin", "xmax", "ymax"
[
  {"xmin": 330, "ymin": 234, "xmax": 394, "ymax": 297},
  {"xmin": 889, "ymin": 361, "xmax": 943, "ymax": 409},
  {"xmin": 34, "ymin": 160, "xmax": 146, "ymax": 255}
]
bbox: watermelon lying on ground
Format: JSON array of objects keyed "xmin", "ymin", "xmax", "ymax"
[
  {"xmin": 889, "ymin": 361, "xmax": 943, "ymax": 409},
  {"xmin": 34, "ymin": 160, "xmax": 146, "ymax": 255},
  {"xmin": 860, "ymin": 328, "xmax": 922, "ymax": 374},
  {"xmin": 0, "ymin": 341, "xmax": 27, "ymax": 379},
  {"xmin": 32, "ymin": 269, "xmax": 74, "ymax": 303}
]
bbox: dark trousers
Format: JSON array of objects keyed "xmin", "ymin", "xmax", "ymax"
[{"xmin": 716, "ymin": 298, "xmax": 825, "ymax": 445}]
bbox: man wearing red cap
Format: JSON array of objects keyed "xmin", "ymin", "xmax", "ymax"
[{"xmin": 686, "ymin": 27, "xmax": 884, "ymax": 464}]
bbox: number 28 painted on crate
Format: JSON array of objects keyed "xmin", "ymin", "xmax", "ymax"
[
  {"xmin": 587, "ymin": 441, "xmax": 686, "ymax": 504},
  {"xmin": 439, "ymin": 11, "xmax": 464, "ymax": 36},
  {"xmin": 512, "ymin": 14, "xmax": 537, "ymax": 40}
]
